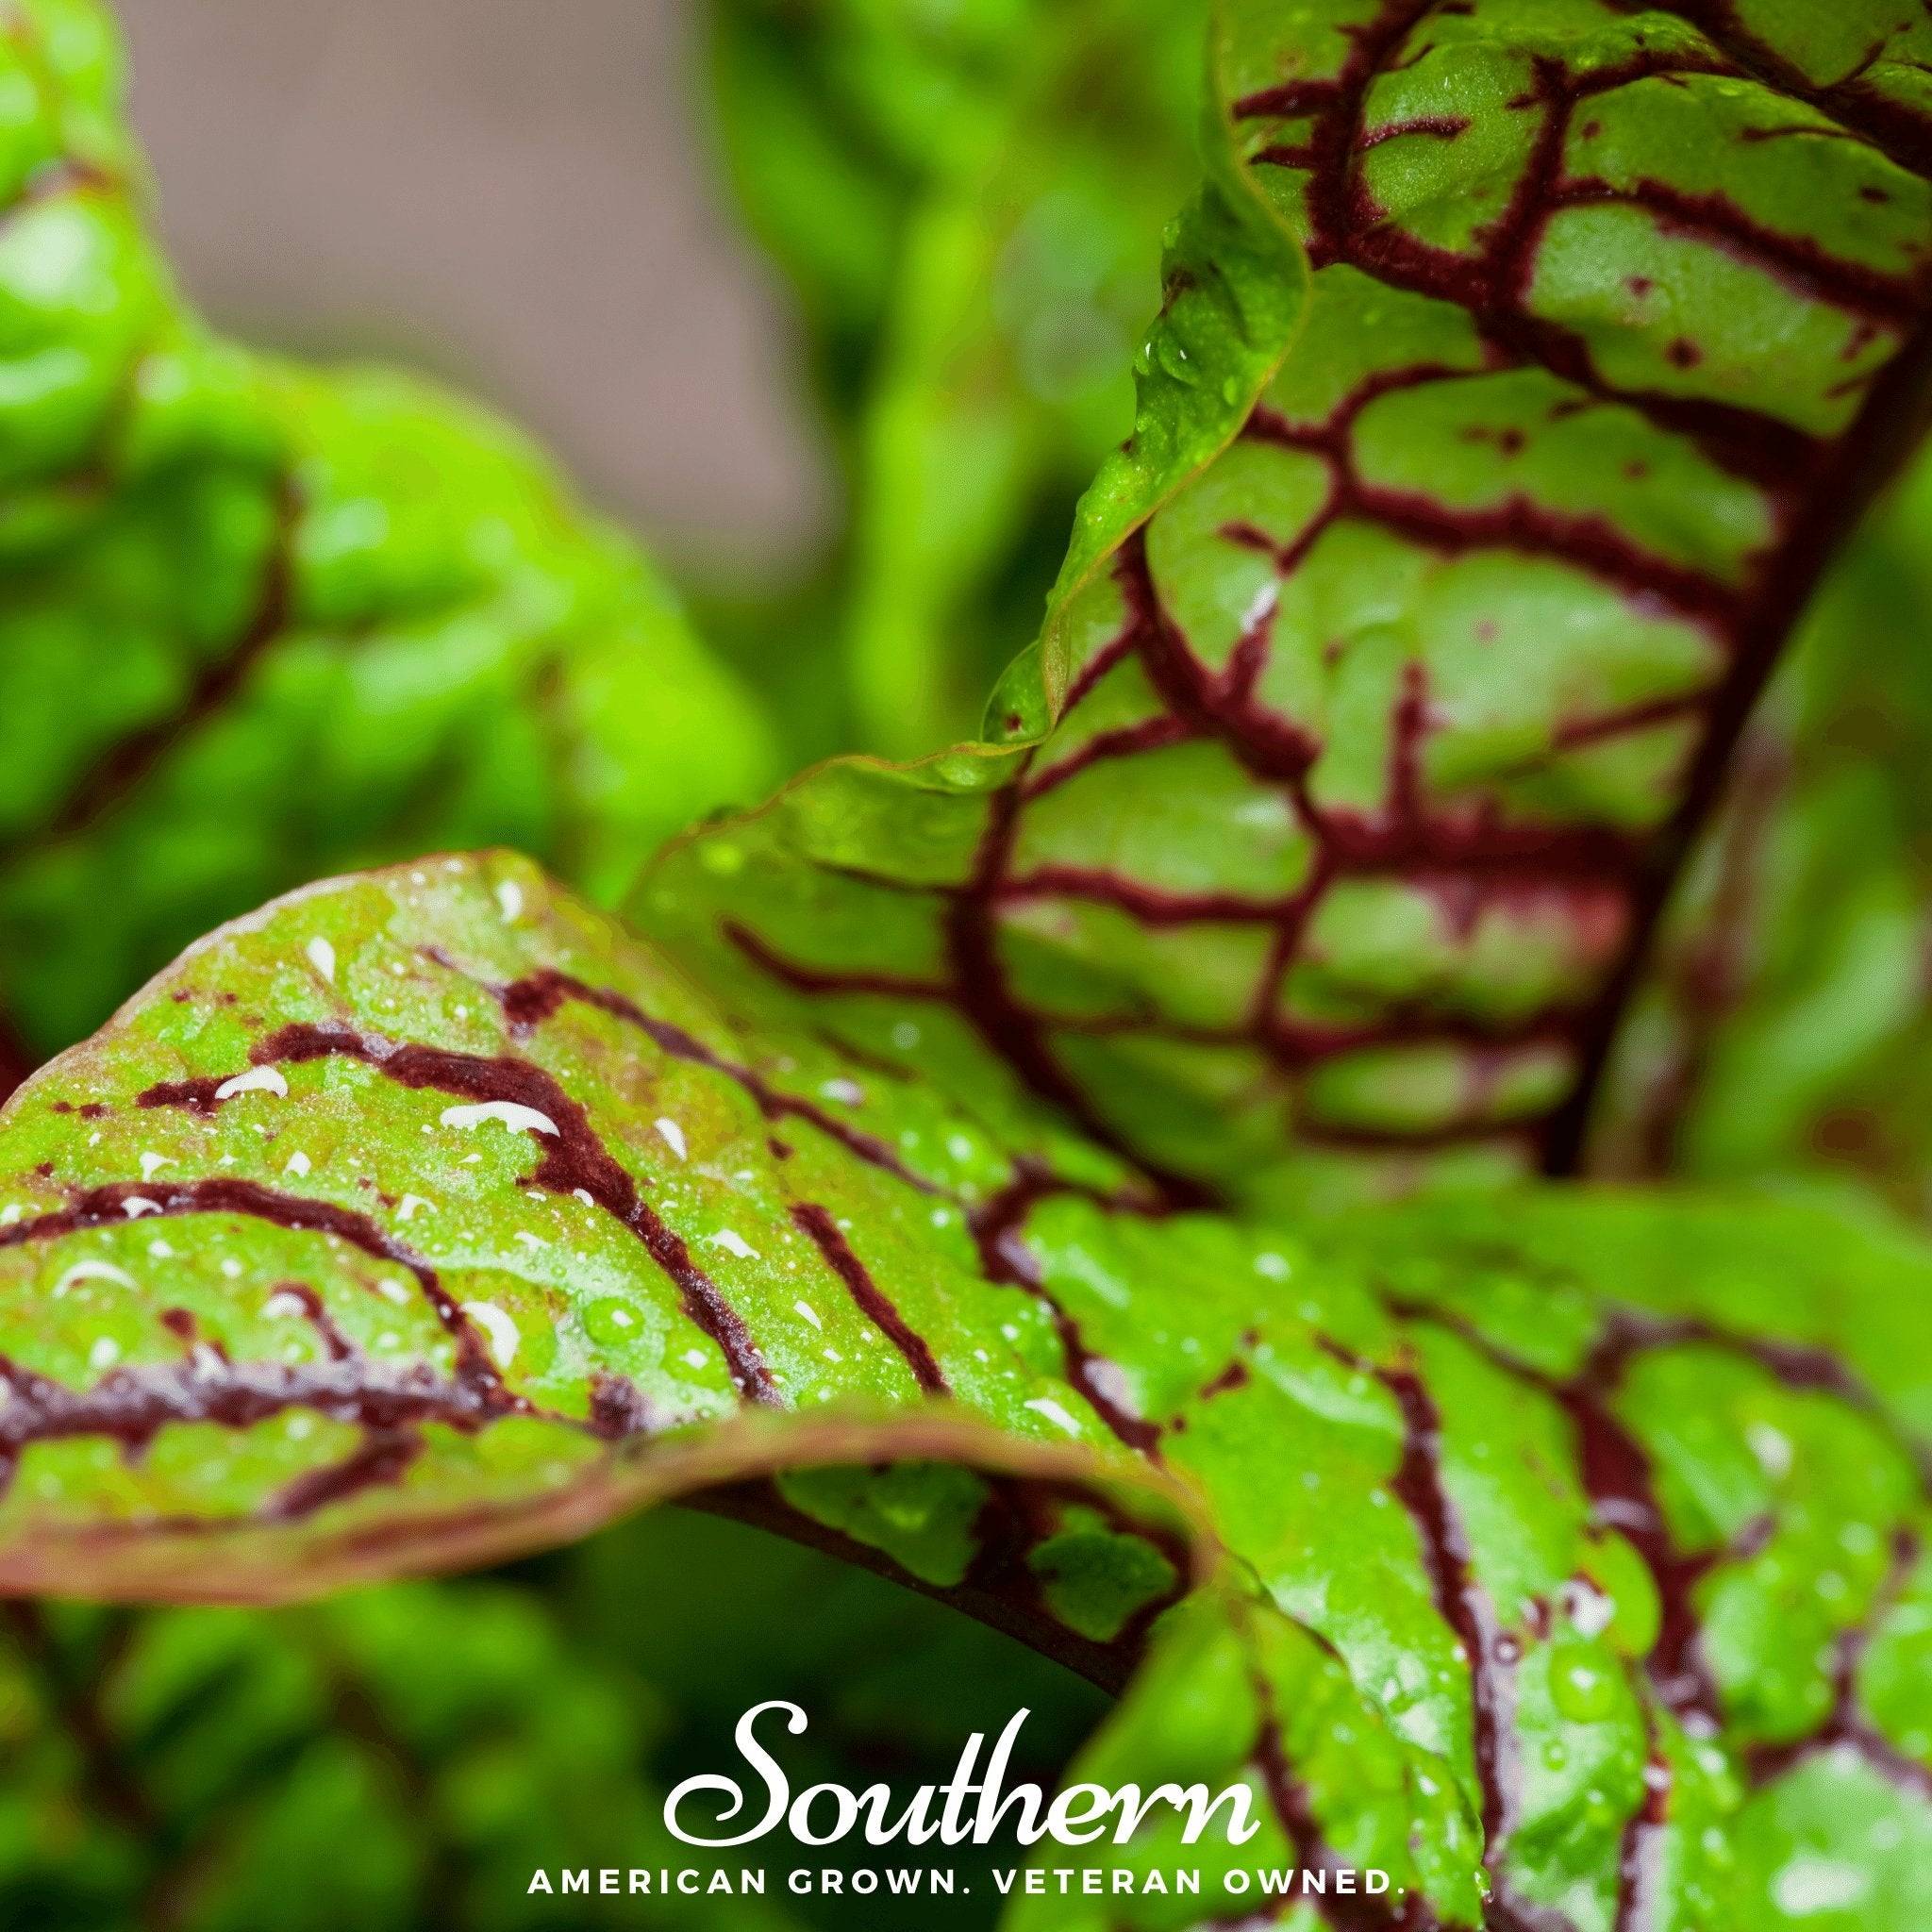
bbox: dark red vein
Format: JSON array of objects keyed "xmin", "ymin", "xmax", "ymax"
[
  {"xmin": 1021, "ymin": 710, "xmax": 1196, "ymax": 799},
  {"xmin": 1744, "ymin": 1527, "xmax": 1932, "ymax": 1803},
  {"xmin": 999, "ymin": 867, "xmax": 1294, "ymax": 924},
  {"xmin": 0, "ymin": 1345, "xmax": 495, "ymax": 1457},
  {"xmin": 1555, "ymin": 175, "xmax": 1919, "ymax": 325},
  {"xmin": 0, "ymin": 1339, "xmax": 492, "ymax": 1518},
  {"xmin": 1315, "ymin": 1324, "xmax": 1516, "ymax": 1866},
  {"xmin": 0, "ymin": 1175, "xmax": 506, "ymax": 1403},
  {"xmin": 1380, "ymin": 1301, "xmax": 1724, "ymax": 1729},
  {"xmin": 724, "ymin": 922, "xmax": 946, "ymax": 1003},
  {"xmin": 944, "ymin": 786, "xmax": 1216, "ymax": 1208},
  {"xmin": 142, "ymin": 1025, "xmax": 782, "ymax": 1406},
  {"xmin": 1613, "ymin": 1731, "xmax": 1670, "ymax": 1932},
  {"xmin": 494, "ymin": 968, "xmax": 941, "ymax": 1196},
  {"xmin": 266, "ymin": 1426, "xmax": 424, "ymax": 1522},
  {"xmin": 791, "ymin": 1203, "xmax": 948, "ymax": 1395},
  {"xmin": 22, "ymin": 488, "xmax": 295, "ymax": 854},
  {"xmin": 1249, "ymin": 1654, "xmax": 1437, "ymax": 1931},
  {"xmin": 971, "ymin": 1169, "xmax": 1163, "ymax": 1457},
  {"xmin": 1648, "ymin": 1, "xmax": 1932, "ymax": 183},
  {"xmin": 1379, "ymin": 1362, "xmax": 1513, "ymax": 1852}
]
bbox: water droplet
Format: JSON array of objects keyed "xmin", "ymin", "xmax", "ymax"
[
  {"xmin": 1550, "ymin": 1645, "xmax": 1620, "ymax": 1722},
  {"xmin": 1156, "ymin": 333, "xmax": 1201, "ymax": 384}
]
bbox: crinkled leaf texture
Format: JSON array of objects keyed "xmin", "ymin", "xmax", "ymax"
[
  {"xmin": 681, "ymin": 0, "xmax": 1932, "ymax": 1211},
  {"xmin": 1, "ymin": 853, "xmax": 1929, "ymax": 1929},
  {"xmin": 0, "ymin": 0, "xmax": 776, "ymax": 1077},
  {"xmin": 7, "ymin": 1, "xmax": 1932, "ymax": 1929},
  {"xmin": 0, "ymin": 856, "xmax": 1195, "ymax": 1617}
]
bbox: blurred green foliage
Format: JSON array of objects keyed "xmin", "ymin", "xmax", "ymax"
[
  {"xmin": 0, "ymin": 1508, "xmax": 1105, "ymax": 1931},
  {"xmin": 0, "ymin": 0, "xmax": 777, "ymax": 1074},
  {"xmin": 694, "ymin": 0, "xmax": 1208, "ymax": 760},
  {"xmin": 1594, "ymin": 441, "xmax": 1932, "ymax": 1210}
]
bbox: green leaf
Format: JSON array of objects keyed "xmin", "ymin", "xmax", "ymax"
[
  {"xmin": 0, "ymin": 855, "xmax": 1190, "ymax": 1612},
  {"xmin": 650, "ymin": 0, "xmax": 1932, "ymax": 1209},
  {"xmin": 993, "ymin": 158, "xmax": 1312, "ymax": 741},
  {"xmin": 2, "ymin": 852, "xmax": 1929, "ymax": 1924}
]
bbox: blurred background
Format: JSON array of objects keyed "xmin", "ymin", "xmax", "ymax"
[
  {"xmin": 116, "ymin": 0, "xmax": 1205, "ymax": 769},
  {"xmin": 113, "ymin": 0, "xmax": 1208, "ymax": 766},
  {"xmin": 117, "ymin": 0, "xmax": 829, "ymax": 572}
]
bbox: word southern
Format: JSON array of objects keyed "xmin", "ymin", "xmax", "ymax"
[{"xmin": 662, "ymin": 1702, "xmax": 1264, "ymax": 1849}]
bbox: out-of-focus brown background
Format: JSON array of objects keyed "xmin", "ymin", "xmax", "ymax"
[{"xmin": 118, "ymin": 0, "xmax": 828, "ymax": 567}]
